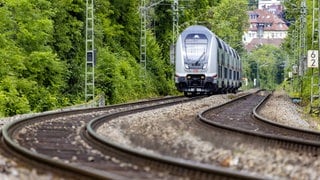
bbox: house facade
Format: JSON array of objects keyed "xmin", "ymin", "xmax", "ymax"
[{"xmin": 243, "ymin": 7, "xmax": 288, "ymax": 51}]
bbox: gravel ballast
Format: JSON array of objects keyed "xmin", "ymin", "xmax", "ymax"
[
  {"xmin": 97, "ymin": 90, "xmax": 320, "ymax": 179},
  {"xmin": 0, "ymin": 90, "xmax": 319, "ymax": 179}
]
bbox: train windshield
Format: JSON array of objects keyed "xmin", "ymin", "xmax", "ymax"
[{"xmin": 184, "ymin": 34, "xmax": 208, "ymax": 68}]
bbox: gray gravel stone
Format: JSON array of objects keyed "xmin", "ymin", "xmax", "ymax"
[
  {"xmin": 1, "ymin": 90, "xmax": 319, "ymax": 179},
  {"xmin": 97, "ymin": 90, "xmax": 320, "ymax": 179}
]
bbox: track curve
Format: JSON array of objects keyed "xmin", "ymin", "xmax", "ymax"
[
  {"xmin": 198, "ymin": 91, "xmax": 320, "ymax": 153},
  {"xmin": 86, "ymin": 93, "xmax": 263, "ymax": 179},
  {"xmin": 2, "ymin": 96, "xmax": 198, "ymax": 179}
]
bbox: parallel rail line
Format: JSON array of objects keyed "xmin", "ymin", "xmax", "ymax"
[
  {"xmin": 4, "ymin": 90, "xmax": 317, "ymax": 179},
  {"xmin": 2, "ymin": 96, "xmax": 195, "ymax": 179},
  {"xmin": 86, "ymin": 93, "xmax": 261, "ymax": 179},
  {"xmin": 198, "ymin": 91, "xmax": 320, "ymax": 154},
  {"xmin": 2, "ymin": 95, "xmax": 259, "ymax": 179}
]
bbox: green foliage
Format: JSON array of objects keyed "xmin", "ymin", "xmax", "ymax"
[
  {"xmin": 49, "ymin": 0, "xmax": 84, "ymax": 99},
  {"xmin": 0, "ymin": 0, "xmax": 250, "ymax": 117},
  {"xmin": 242, "ymin": 45, "xmax": 286, "ymax": 90},
  {"xmin": 0, "ymin": 0, "xmax": 68, "ymax": 116},
  {"xmin": 208, "ymin": 0, "xmax": 248, "ymax": 51},
  {"xmin": 282, "ymin": 0, "xmax": 320, "ymax": 110},
  {"xmin": 0, "ymin": 77, "xmax": 31, "ymax": 116},
  {"xmin": 146, "ymin": 31, "xmax": 175, "ymax": 95},
  {"xmin": 106, "ymin": 0, "xmax": 140, "ymax": 58},
  {"xmin": 95, "ymin": 47, "xmax": 157, "ymax": 104}
]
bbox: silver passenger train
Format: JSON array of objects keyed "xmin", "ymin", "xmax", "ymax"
[{"xmin": 175, "ymin": 25, "xmax": 242, "ymax": 96}]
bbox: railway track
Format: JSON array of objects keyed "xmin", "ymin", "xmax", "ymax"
[
  {"xmin": 2, "ymin": 92, "xmax": 266, "ymax": 179},
  {"xmin": 91, "ymin": 90, "xmax": 320, "ymax": 178},
  {"xmin": 2, "ymin": 96, "xmax": 197, "ymax": 179},
  {"xmin": 3, "ymin": 90, "xmax": 319, "ymax": 179},
  {"xmin": 198, "ymin": 91, "xmax": 320, "ymax": 153}
]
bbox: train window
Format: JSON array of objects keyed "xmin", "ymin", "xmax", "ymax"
[
  {"xmin": 221, "ymin": 53, "xmax": 225, "ymax": 65},
  {"xmin": 224, "ymin": 67, "xmax": 228, "ymax": 78},
  {"xmin": 217, "ymin": 38, "xmax": 223, "ymax": 49},
  {"xmin": 221, "ymin": 40, "xmax": 228, "ymax": 53},
  {"xmin": 218, "ymin": 50, "xmax": 221, "ymax": 65},
  {"xmin": 184, "ymin": 34, "xmax": 208, "ymax": 62},
  {"xmin": 231, "ymin": 49, "xmax": 236, "ymax": 59},
  {"xmin": 229, "ymin": 69, "xmax": 232, "ymax": 80},
  {"xmin": 226, "ymin": 55, "xmax": 229, "ymax": 66}
]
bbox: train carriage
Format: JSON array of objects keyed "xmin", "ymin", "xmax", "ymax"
[{"xmin": 175, "ymin": 25, "xmax": 242, "ymax": 96}]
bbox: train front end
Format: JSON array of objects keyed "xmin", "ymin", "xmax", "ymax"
[{"xmin": 175, "ymin": 25, "xmax": 217, "ymax": 96}]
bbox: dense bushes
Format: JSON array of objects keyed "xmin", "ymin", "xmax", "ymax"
[
  {"xmin": 0, "ymin": 0, "xmax": 68, "ymax": 116},
  {"xmin": 0, "ymin": 0, "xmax": 248, "ymax": 117}
]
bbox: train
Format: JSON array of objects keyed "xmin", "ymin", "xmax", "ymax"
[{"xmin": 174, "ymin": 25, "xmax": 242, "ymax": 96}]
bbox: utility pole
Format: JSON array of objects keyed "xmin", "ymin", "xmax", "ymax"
[
  {"xmin": 299, "ymin": 0, "xmax": 307, "ymax": 76},
  {"xmin": 140, "ymin": 0, "xmax": 164, "ymax": 79},
  {"xmin": 140, "ymin": 0, "xmax": 147, "ymax": 79},
  {"xmin": 85, "ymin": 0, "xmax": 95, "ymax": 102},
  {"xmin": 172, "ymin": 0, "xmax": 179, "ymax": 45},
  {"xmin": 170, "ymin": 0, "xmax": 194, "ymax": 64},
  {"xmin": 310, "ymin": 0, "xmax": 320, "ymax": 115},
  {"xmin": 170, "ymin": 0, "xmax": 179, "ymax": 64},
  {"xmin": 298, "ymin": 0, "xmax": 307, "ymax": 99},
  {"xmin": 141, "ymin": 0, "xmax": 193, "ymax": 70}
]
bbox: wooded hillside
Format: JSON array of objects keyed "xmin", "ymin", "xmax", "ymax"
[{"xmin": 0, "ymin": 0, "xmax": 249, "ymax": 117}]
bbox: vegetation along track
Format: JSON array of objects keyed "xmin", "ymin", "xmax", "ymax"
[
  {"xmin": 199, "ymin": 91, "xmax": 320, "ymax": 154},
  {"xmin": 2, "ymin": 95, "xmax": 201, "ymax": 179}
]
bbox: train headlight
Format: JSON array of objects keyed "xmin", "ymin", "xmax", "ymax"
[
  {"xmin": 203, "ymin": 64, "xmax": 207, "ymax": 69},
  {"xmin": 187, "ymin": 75, "xmax": 191, "ymax": 79},
  {"xmin": 201, "ymin": 75, "xmax": 205, "ymax": 80}
]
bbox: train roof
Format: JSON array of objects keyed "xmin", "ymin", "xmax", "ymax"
[
  {"xmin": 181, "ymin": 25, "xmax": 240, "ymax": 59},
  {"xmin": 182, "ymin": 25, "xmax": 213, "ymax": 34}
]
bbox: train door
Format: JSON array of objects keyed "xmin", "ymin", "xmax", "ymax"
[{"xmin": 218, "ymin": 49, "xmax": 222, "ymax": 88}]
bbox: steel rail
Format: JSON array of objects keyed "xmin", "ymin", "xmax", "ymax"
[
  {"xmin": 252, "ymin": 93, "xmax": 320, "ymax": 145},
  {"xmin": 87, "ymin": 93, "xmax": 263, "ymax": 179},
  {"xmin": 1, "ymin": 95, "xmax": 188, "ymax": 179},
  {"xmin": 198, "ymin": 91, "xmax": 320, "ymax": 150}
]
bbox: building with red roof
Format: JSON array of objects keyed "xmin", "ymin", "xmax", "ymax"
[{"xmin": 243, "ymin": 8, "xmax": 288, "ymax": 51}]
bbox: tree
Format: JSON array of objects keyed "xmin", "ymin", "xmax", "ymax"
[
  {"xmin": 208, "ymin": 0, "xmax": 248, "ymax": 51},
  {"xmin": 243, "ymin": 45, "xmax": 286, "ymax": 89},
  {"xmin": 0, "ymin": 0, "xmax": 68, "ymax": 116},
  {"xmin": 50, "ymin": 0, "xmax": 85, "ymax": 100},
  {"xmin": 0, "ymin": 0, "xmax": 253, "ymax": 116}
]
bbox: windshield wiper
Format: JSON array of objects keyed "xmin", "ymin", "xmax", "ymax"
[{"xmin": 195, "ymin": 52, "xmax": 205, "ymax": 65}]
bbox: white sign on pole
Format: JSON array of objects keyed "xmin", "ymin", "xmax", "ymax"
[{"xmin": 307, "ymin": 50, "xmax": 319, "ymax": 68}]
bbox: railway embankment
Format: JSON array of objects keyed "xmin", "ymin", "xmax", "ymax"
[
  {"xmin": 259, "ymin": 90, "xmax": 319, "ymax": 130},
  {"xmin": 0, "ymin": 89, "xmax": 319, "ymax": 179},
  {"xmin": 97, "ymin": 90, "xmax": 320, "ymax": 179}
]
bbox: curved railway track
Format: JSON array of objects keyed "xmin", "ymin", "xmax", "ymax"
[
  {"xmin": 3, "ymin": 90, "xmax": 319, "ymax": 179},
  {"xmin": 2, "ymin": 92, "xmax": 266, "ymax": 179},
  {"xmin": 2, "ymin": 96, "xmax": 198, "ymax": 179},
  {"xmin": 198, "ymin": 91, "xmax": 320, "ymax": 153},
  {"xmin": 86, "ymin": 95, "xmax": 262, "ymax": 179}
]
